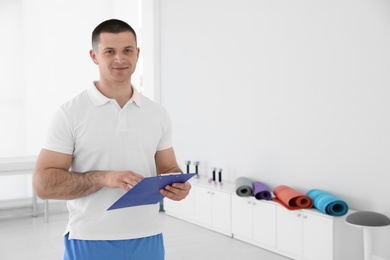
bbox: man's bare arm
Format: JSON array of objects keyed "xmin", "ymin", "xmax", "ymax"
[
  {"xmin": 33, "ymin": 149, "xmax": 143, "ymax": 200},
  {"xmin": 155, "ymin": 147, "xmax": 182, "ymax": 175},
  {"xmin": 156, "ymin": 148, "xmax": 191, "ymax": 201}
]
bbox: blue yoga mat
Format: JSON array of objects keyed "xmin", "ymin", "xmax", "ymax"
[{"xmin": 307, "ymin": 189, "xmax": 349, "ymax": 216}]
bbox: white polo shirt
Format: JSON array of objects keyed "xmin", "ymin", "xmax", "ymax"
[{"xmin": 43, "ymin": 82, "xmax": 172, "ymax": 240}]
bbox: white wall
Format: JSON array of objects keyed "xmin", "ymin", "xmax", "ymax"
[
  {"xmin": 159, "ymin": 0, "xmax": 390, "ymax": 258},
  {"xmin": 0, "ymin": 0, "xmax": 30, "ymax": 199},
  {"xmin": 22, "ymin": 0, "xmax": 141, "ymax": 156},
  {"xmin": 139, "ymin": 0, "xmax": 161, "ymax": 102},
  {"xmin": 0, "ymin": 0, "xmax": 142, "ymax": 199},
  {"xmin": 0, "ymin": 0, "xmax": 142, "ymax": 158},
  {"xmin": 0, "ymin": 0, "xmax": 25, "ymax": 158}
]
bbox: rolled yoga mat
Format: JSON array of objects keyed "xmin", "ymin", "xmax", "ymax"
[
  {"xmin": 273, "ymin": 185, "xmax": 313, "ymax": 210},
  {"xmin": 253, "ymin": 181, "xmax": 272, "ymax": 200},
  {"xmin": 235, "ymin": 177, "xmax": 253, "ymax": 197},
  {"xmin": 307, "ymin": 189, "xmax": 349, "ymax": 216}
]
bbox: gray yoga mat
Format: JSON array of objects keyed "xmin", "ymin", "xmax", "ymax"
[{"xmin": 235, "ymin": 177, "xmax": 253, "ymax": 197}]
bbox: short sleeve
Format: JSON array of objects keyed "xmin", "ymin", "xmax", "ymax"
[
  {"xmin": 42, "ymin": 106, "xmax": 74, "ymax": 155},
  {"xmin": 156, "ymin": 109, "xmax": 173, "ymax": 151}
]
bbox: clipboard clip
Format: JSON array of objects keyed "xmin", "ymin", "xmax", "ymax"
[{"xmin": 159, "ymin": 172, "xmax": 182, "ymax": 176}]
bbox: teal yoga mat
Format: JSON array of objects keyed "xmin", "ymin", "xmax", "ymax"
[{"xmin": 307, "ymin": 189, "xmax": 349, "ymax": 216}]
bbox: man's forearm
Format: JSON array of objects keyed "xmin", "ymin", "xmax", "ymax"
[{"xmin": 34, "ymin": 168, "xmax": 106, "ymax": 200}]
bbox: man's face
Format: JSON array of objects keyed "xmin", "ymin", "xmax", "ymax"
[{"xmin": 90, "ymin": 32, "xmax": 139, "ymax": 84}]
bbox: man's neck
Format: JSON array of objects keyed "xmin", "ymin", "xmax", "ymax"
[{"xmin": 95, "ymin": 80, "xmax": 133, "ymax": 108}]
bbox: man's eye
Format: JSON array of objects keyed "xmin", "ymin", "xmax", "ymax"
[
  {"xmin": 105, "ymin": 50, "xmax": 114, "ymax": 55},
  {"xmin": 125, "ymin": 49, "xmax": 133, "ymax": 54}
]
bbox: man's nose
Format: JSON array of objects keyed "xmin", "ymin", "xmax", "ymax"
[{"xmin": 114, "ymin": 53, "xmax": 125, "ymax": 63}]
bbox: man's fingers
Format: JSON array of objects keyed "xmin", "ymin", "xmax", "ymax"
[
  {"xmin": 122, "ymin": 173, "xmax": 143, "ymax": 187},
  {"xmin": 161, "ymin": 182, "xmax": 191, "ymax": 201},
  {"xmin": 120, "ymin": 182, "xmax": 131, "ymax": 191},
  {"xmin": 116, "ymin": 172, "xmax": 143, "ymax": 191},
  {"xmin": 160, "ymin": 188, "xmax": 179, "ymax": 200}
]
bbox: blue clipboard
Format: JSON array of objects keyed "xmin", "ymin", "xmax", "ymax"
[{"xmin": 107, "ymin": 173, "xmax": 195, "ymax": 210}]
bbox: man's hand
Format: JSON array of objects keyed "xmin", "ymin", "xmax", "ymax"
[
  {"xmin": 160, "ymin": 181, "xmax": 191, "ymax": 201},
  {"xmin": 103, "ymin": 171, "xmax": 144, "ymax": 191}
]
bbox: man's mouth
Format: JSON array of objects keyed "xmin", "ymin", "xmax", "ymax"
[{"xmin": 113, "ymin": 67, "xmax": 128, "ymax": 71}]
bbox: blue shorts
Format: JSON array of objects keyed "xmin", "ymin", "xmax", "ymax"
[{"xmin": 63, "ymin": 233, "xmax": 165, "ymax": 260}]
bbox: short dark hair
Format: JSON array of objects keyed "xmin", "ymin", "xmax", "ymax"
[{"xmin": 92, "ymin": 19, "xmax": 137, "ymax": 51}]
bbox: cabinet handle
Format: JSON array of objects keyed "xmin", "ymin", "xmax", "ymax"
[
  {"xmin": 247, "ymin": 201, "xmax": 251, "ymax": 204},
  {"xmin": 303, "ymin": 215, "xmax": 307, "ymax": 219},
  {"xmin": 252, "ymin": 202, "xmax": 256, "ymax": 205},
  {"xmin": 297, "ymin": 213, "xmax": 301, "ymax": 217}
]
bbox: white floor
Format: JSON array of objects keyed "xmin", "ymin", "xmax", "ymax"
[{"xmin": 0, "ymin": 211, "xmax": 291, "ymax": 260}]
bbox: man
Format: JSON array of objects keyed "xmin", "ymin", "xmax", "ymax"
[{"xmin": 33, "ymin": 19, "xmax": 191, "ymax": 260}]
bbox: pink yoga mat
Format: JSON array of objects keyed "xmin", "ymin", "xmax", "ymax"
[{"xmin": 272, "ymin": 185, "xmax": 313, "ymax": 210}]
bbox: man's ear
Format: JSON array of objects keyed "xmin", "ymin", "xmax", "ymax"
[{"xmin": 89, "ymin": 49, "xmax": 98, "ymax": 65}]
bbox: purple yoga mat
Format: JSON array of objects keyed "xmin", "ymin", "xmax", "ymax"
[{"xmin": 253, "ymin": 181, "xmax": 272, "ymax": 200}]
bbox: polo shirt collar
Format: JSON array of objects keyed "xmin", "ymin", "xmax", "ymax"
[
  {"xmin": 87, "ymin": 82, "xmax": 142, "ymax": 108},
  {"xmin": 129, "ymin": 87, "xmax": 142, "ymax": 108}
]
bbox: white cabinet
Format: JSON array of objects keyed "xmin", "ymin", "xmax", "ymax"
[
  {"xmin": 276, "ymin": 206, "xmax": 333, "ymax": 260},
  {"xmin": 163, "ymin": 185, "xmax": 195, "ymax": 222},
  {"xmin": 164, "ymin": 178, "xmax": 360, "ymax": 260},
  {"xmin": 252, "ymin": 199, "xmax": 277, "ymax": 248},
  {"xmin": 193, "ymin": 185, "xmax": 212, "ymax": 225},
  {"xmin": 164, "ymin": 180, "xmax": 232, "ymax": 236},
  {"xmin": 193, "ymin": 185, "xmax": 231, "ymax": 236},
  {"xmin": 163, "ymin": 197, "xmax": 180, "ymax": 216},
  {"xmin": 177, "ymin": 187, "xmax": 195, "ymax": 220},
  {"xmin": 232, "ymin": 195, "xmax": 276, "ymax": 248},
  {"xmin": 231, "ymin": 196, "xmax": 253, "ymax": 240}
]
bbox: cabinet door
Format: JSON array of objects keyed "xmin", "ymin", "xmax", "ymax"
[
  {"xmin": 302, "ymin": 212, "xmax": 333, "ymax": 260},
  {"xmin": 231, "ymin": 195, "xmax": 253, "ymax": 239},
  {"xmin": 163, "ymin": 198, "xmax": 179, "ymax": 216},
  {"xmin": 252, "ymin": 201, "xmax": 276, "ymax": 247},
  {"xmin": 211, "ymin": 190, "xmax": 231, "ymax": 234},
  {"xmin": 193, "ymin": 186, "xmax": 212, "ymax": 226},
  {"xmin": 276, "ymin": 206, "xmax": 303, "ymax": 256},
  {"xmin": 178, "ymin": 188, "xmax": 195, "ymax": 221}
]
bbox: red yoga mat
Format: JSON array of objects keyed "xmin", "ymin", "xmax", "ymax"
[{"xmin": 272, "ymin": 185, "xmax": 313, "ymax": 210}]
